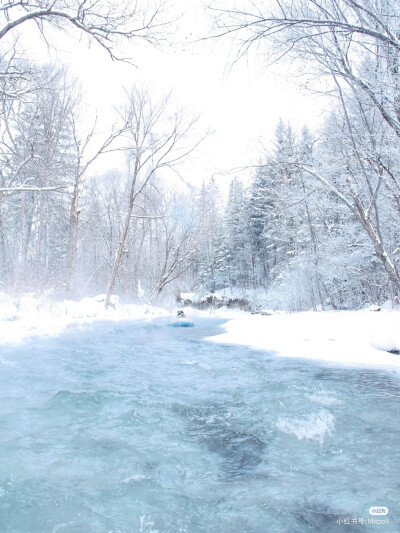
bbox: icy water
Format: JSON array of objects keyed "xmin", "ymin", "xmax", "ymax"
[{"xmin": 0, "ymin": 317, "xmax": 400, "ymax": 533}]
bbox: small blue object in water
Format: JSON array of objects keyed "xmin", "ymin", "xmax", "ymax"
[{"xmin": 169, "ymin": 318, "xmax": 195, "ymax": 327}]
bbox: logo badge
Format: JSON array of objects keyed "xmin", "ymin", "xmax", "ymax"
[{"xmin": 369, "ymin": 507, "xmax": 388, "ymax": 516}]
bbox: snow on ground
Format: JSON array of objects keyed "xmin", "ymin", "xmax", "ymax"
[
  {"xmin": 0, "ymin": 292, "xmax": 169, "ymax": 346},
  {"xmin": 206, "ymin": 308, "xmax": 400, "ymax": 373},
  {"xmin": 1, "ymin": 292, "xmax": 400, "ymax": 374}
]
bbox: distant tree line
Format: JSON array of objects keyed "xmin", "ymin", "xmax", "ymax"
[
  {"xmin": 194, "ymin": 0, "xmax": 400, "ymax": 310},
  {"xmin": 0, "ymin": 61, "xmax": 201, "ymax": 304},
  {"xmin": 0, "ymin": 0, "xmax": 203, "ymax": 306},
  {"xmin": 1, "ymin": 0, "xmax": 400, "ymax": 311},
  {"xmin": 194, "ymin": 113, "xmax": 400, "ymax": 310}
]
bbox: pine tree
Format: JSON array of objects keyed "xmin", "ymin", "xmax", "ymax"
[
  {"xmin": 194, "ymin": 178, "xmax": 226, "ymax": 293},
  {"xmin": 224, "ymin": 177, "xmax": 252, "ymax": 288},
  {"xmin": 248, "ymin": 163, "xmax": 274, "ymax": 287}
]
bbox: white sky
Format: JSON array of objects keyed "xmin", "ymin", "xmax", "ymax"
[{"xmin": 14, "ymin": 1, "xmax": 324, "ymax": 189}]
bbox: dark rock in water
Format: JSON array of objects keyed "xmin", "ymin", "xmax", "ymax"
[
  {"xmin": 204, "ymin": 427, "xmax": 265, "ymax": 478},
  {"xmin": 173, "ymin": 402, "xmax": 266, "ymax": 479}
]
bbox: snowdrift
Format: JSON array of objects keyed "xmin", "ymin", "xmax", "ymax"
[
  {"xmin": 207, "ymin": 308, "xmax": 400, "ymax": 373},
  {"xmin": 0, "ymin": 292, "xmax": 168, "ymax": 345}
]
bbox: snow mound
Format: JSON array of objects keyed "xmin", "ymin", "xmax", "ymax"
[
  {"xmin": 207, "ymin": 309, "xmax": 400, "ymax": 373},
  {"xmin": 0, "ymin": 292, "xmax": 169, "ymax": 346}
]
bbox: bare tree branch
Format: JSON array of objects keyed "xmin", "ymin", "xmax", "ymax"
[{"xmin": 0, "ymin": 0, "xmax": 170, "ymax": 62}]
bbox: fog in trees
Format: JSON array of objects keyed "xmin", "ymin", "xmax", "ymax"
[{"xmin": 1, "ymin": 0, "xmax": 400, "ymax": 310}]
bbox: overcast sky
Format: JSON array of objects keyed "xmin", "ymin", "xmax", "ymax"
[{"xmin": 16, "ymin": 1, "xmax": 324, "ymax": 189}]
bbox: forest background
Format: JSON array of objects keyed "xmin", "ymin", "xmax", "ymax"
[{"xmin": 1, "ymin": 0, "xmax": 400, "ymax": 312}]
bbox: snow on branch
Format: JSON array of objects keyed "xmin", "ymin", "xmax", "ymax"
[{"xmin": 0, "ymin": 0, "xmax": 170, "ymax": 61}]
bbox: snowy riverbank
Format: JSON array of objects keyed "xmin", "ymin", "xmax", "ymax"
[
  {"xmin": 0, "ymin": 292, "xmax": 169, "ymax": 346},
  {"xmin": 204, "ymin": 307, "xmax": 400, "ymax": 373},
  {"xmin": 1, "ymin": 292, "xmax": 400, "ymax": 374}
]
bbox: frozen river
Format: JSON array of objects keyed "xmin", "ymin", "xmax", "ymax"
[{"xmin": 0, "ymin": 317, "xmax": 399, "ymax": 532}]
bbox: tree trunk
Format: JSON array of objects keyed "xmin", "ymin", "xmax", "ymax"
[
  {"xmin": 0, "ymin": 194, "xmax": 9, "ymax": 284},
  {"xmin": 20, "ymin": 190, "xmax": 28, "ymax": 290},
  {"xmin": 358, "ymin": 206, "xmax": 400, "ymax": 296},
  {"xmin": 34, "ymin": 191, "xmax": 45, "ymax": 285},
  {"xmin": 104, "ymin": 202, "xmax": 134, "ymax": 308},
  {"xmin": 66, "ymin": 181, "xmax": 80, "ymax": 297},
  {"xmin": 300, "ymin": 173, "xmax": 325, "ymax": 309}
]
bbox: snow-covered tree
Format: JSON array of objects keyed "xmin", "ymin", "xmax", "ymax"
[
  {"xmin": 0, "ymin": 65, "xmax": 76, "ymax": 291},
  {"xmin": 224, "ymin": 177, "xmax": 252, "ymax": 288},
  {"xmin": 193, "ymin": 177, "xmax": 226, "ymax": 293}
]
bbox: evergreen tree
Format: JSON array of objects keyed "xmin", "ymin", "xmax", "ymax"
[
  {"xmin": 193, "ymin": 178, "xmax": 226, "ymax": 293},
  {"xmin": 248, "ymin": 163, "xmax": 274, "ymax": 286},
  {"xmin": 224, "ymin": 177, "xmax": 252, "ymax": 288}
]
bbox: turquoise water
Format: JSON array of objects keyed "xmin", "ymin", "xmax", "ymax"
[{"xmin": 0, "ymin": 317, "xmax": 399, "ymax": 532}]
